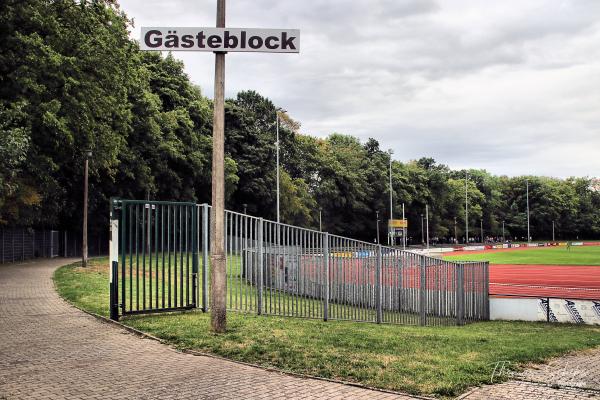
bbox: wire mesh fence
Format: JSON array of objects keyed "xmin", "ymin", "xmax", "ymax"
[{"xmin": 111, "ymin": 199, "xmax": 489, "ymax": 326}]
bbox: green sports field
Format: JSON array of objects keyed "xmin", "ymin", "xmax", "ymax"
[{"xmin": 444, "ymin": 246, "xmax": 600, "ymax": 265}]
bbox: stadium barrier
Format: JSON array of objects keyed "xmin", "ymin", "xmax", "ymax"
[{"xmin": 108, "ymin": 200, "xmax": 490, "ymax": 326}]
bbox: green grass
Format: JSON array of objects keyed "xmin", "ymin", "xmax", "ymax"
[
  {"xmin": 54, "ymin": 258, "xmax": 600, "ymax": 398},
  {"xmin": 445, "ymin": 246, "xmax": 600, "ymax": 265}
]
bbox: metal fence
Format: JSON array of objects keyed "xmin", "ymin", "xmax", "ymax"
[
  {"xmin": 0, "ymin": 228, "xmax": 108, "ymax": 263},
  {"xmin": 1, "ymin": 228, "xmax": 59, "ymax": 263},
  {"xmin": 110, "ymin": 199, "xmax": 489, "ymax": 326}
]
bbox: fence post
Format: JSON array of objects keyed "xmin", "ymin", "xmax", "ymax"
[
  {"xmin": 323, "ymin": 232, "xmax": 329, "ymax": 321},
  {"xmin": 376, "ymin": 244, "xmax": 383, "ymax": 324},
  {"xmin": 202, "ymin": 204, "xmax": 209, "ymax": 312},
  {"xmin": 546, "ymin": 297, "xmax": 550, "ymax": 322},
  {"xmin": 420, "ymin": 256, "xmax": 427, "ymax": 326},
  {"xmin": 456, "ymin": 263, "xmax": 465, "ymax": 325},
  {"xmin": 257, "ymin": 218, "xmax": 264, "ymax": 315},
  {"xmin": 109, "ymin": 200, "xmax": 119, "ymax": 321},
  {"xmin": 484, "ymin": 262, "xmax": 490, "ymax": 320},
  {"xmin": 192, "ymin": 205, "xmax": 198, "ymax": 308}
]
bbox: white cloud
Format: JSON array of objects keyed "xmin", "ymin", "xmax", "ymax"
[{"xmin": 119, "ymin": 0, "xmax": 600, "ymax": 177}]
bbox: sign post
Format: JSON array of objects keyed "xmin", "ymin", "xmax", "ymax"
[
  {"xmin": 388, "ymin": 219, "xmax": 408, "ymax": 248},
  {"xmin": 140, "ymin": 2, "xmax": 299, "ymax": 333}
]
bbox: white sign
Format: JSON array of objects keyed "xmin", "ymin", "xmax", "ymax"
[{"xmin": 140, "ymin": 27, "xmax": 300, "ymax": 53}]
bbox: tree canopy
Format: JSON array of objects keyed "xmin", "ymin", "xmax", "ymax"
[{"xmin": 2, "ymin": 0, "xmax": 599, "ymax": 243}]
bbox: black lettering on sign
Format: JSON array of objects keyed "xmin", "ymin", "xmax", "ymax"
[
  {"xmin": 265, "ymin": 36, "xmax": 279, "ymax": 49},
  {"xmin": 240, "ymin": 31, "xmax": 247, "ymax": 48},
  {"xmin": 144, "ymin": 30, "xmax": 162, "ymax": 48},
  {"xmin": 281, "ymin": 32, "xmax": 296, "ymax": 50},
  {"xmin": 224, "ymin": 30, "xmax": 238, "ymax": 48},
  {"xmin": 208, "ymin": 35, "xmax": 222, "ymax": 48},
  {"xmin": 181, "ymin": 34, "xmax": 194, "ymax": 48},
  {"xmin": 248, "ymin": 36, "xmax": 263, "ymax": 49},
  {"xmin": 164, "ymin": 31, "xmax": 179, "ymax": 48},
  {"xmin": 196, "ymin": 31, "xmax": 206, "ymax": 48}
]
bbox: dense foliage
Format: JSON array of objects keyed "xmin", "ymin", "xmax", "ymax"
[{"xmin": 2, "ymin": 0, "xmax": 599, "ymax": 242}]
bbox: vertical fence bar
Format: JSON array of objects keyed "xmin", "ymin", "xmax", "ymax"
[
  {"xmin": 376, "ymin": 244, "xmax": 382, "ymax": 324},
  {"xmin": 484, "ymin": 261, "xmax": 490, "ymax": 320},
  {"xmin": 457, "ymin": 263, "xmax": 465, "ymax": 325},
  {"xmin": 419, "ymin": 256, "xmax": 426, "ymax": 326},
  {"xmin": 323, "ymin": 232, "xmax": 329, "ymax": 321},
  {"xmin": 202, "ymin": 204, "xmax": 209, "ymax": 312},
  {"xmin": 257, "ymin": 218, "xmax": 264, "ymax": 315},
  {"xmin": 192, "ymin": 205, "xmax": 198, "ymax": 308}
]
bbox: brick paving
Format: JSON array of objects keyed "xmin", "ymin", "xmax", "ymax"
[
  {"xmin": 461, "ymin": 380, "xmax": 599, "ymax": 400},
  {"xmin": 0, "ymin": 258, "xmax": 415, "ymax": 400}
]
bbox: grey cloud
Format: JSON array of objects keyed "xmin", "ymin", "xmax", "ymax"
[{"xmin": 120, "ymin": 0, "xmax": 600, "ymax": 178}]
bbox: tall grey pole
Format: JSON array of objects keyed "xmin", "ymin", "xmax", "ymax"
[
  {"xmin": 210, "ymin": 0, "xmax": 227, "ymax": 333},
  {"xmin": 552, "ymin": 220, "xmax": 555, "ymax": 241},
  {"xmin": 82, "ymin": 151, "xmax": 90, "ymax": 267},
  {"xmin": 465, "ymin": 171, "xmax": 469, "ymax": 243},
  {"xmin": 526, "ymin": 179, "xmax": 530, "ymax": 243},
  {"xmin": 319, "ymin": 209, "xmax": 322, "ymax": 232},
  {"xmin": 402, "ymin": 203, "xmax": 406, "ymax": 250},
  {"xmin": 276, "ymin": 113, "xmax": 280, "ymax": 224},
  {"xmin": 454, "ymin": 217, "xmax": 457, "ymax": 243},
  {"xmin": 480, "ymin": 219, "xmax": 483, "ymax": 243},
  {"xmin": 425, "ymin": 205, "xmax": 430, "ymax": 249},
  {"xmin": 388, "ymin": 149, "xmax": 393, "ymax": 246},
  {"xmin": 376, "ymin": 211, "xmax": 380, "ymax": 244},
  {"xmin": 420, "ymin": 213, "xmax": 424, "ymax": 245},
  {"xmin": 502, "ymin": 220, "xmax": 505, "ymax": 242}
]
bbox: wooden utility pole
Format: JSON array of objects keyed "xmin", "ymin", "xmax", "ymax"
[{"xmin": 210, "ymin": 0, "xmax": 227, "ymax": 333}]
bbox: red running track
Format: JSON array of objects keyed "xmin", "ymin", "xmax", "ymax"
[{"xmin": 490, "ymin": 264, "xmax": 600, "ymax": 300}]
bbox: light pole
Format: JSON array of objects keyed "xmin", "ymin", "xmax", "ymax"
[
  {"xmin": 526, "ymin": 179, "xmax": 530, "ymax": 243},
  {"xmin": 425, "ymin": 204, "xmax": 430, "ymax": 249},
  {"xmin": 375, "ymin": 210, "xmax": 380, "ymax": 244},
  {"xmin": 465, "ymin": 171, "xmax": 469, "ymax": 243},
  {"xmin": 82, "ymin": 150, "xmax": 92, "ymax": 267},
  {"xmin": 454, "ymin": 217, "xmax": 457, "ymax": 243},
  {"xmin": 420, "ymin": 213, "xmax": 424, "ymax": 245},
  {"xmin": 480, "ymin": 219, "xmax": 483, "ymax": 243},
  {"xmin": 388, "ymin": 149, "xmax": 393, "ymax": 246},
  {"xmin": 275, "ymin": 112, "xmax": 280, "ymax": 224},
  {"xmin": 502, "ymin": 220, "xmax": 505, "ymax": 242},
  {"xmin": 402, "ymin": 203, "xmax": 406, "ymax": 250},
  {"xmin": 552, "ymin": 220, "xmax": 555, "ymax": 241},
  {"xmin": 319, "ymin": 208, "xmax": 322, "ymax": 232}
]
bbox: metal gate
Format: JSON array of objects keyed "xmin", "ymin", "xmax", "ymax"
[{"xmin": 110, "ymin": 199, "xmax": 198, "ymax": 319}]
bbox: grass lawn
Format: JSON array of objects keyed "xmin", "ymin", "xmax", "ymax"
[
  {"xmin": 54, "ymin": 257, "xmax": 600, "ymax": 398},
  {"xmin": 444, "ymin": 246, "xmax": 600, "ymax": 265}
]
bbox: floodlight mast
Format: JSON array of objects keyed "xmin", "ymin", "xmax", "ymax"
[
  {"xmin": 465, "ymin": 171, "xmax": 469, "ymax": 244},
  {"xmin": 388, "ymin": 149, "xmax": 393, "ymax": 245}
]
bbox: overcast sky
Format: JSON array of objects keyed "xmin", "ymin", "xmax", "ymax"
[{"xmin": 119, "ymin": 0, "xmax": 600, "ymax": 178}]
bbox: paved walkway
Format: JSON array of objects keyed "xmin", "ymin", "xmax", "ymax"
[{"xmin": 0, "ymin": 258, "xmax": 414, "ymax": 400}]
